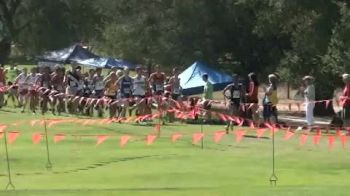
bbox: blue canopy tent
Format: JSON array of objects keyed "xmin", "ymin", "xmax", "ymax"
[
  {"xmin": 179, "ymin": 61, "xmax": 233, "ymax": 95},
  {"xmin": 37, "ymin": 44, "xmax": 98, "ymax": 63},
  {"xmin": 75, "ymin": 57, "xmax": 135, "ymax": 69}
]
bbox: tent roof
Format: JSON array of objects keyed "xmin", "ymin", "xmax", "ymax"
[
  {"xmin": 179, "ymin": 61, "xmax": 233, "ymax": 95},
  {"xmin": 75, "ymin": 57, "xmax": 135, "ymax": 69},
  {"xmin": 37, "ymin": 44, "xmax": 98, "ymax": 63}
]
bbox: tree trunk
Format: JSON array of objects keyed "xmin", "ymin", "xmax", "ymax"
[{"xmin": 0, "ymin": 39, "xmax": 11, "ymax": 64}]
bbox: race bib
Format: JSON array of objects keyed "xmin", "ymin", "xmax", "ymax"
[
  {"xmin": 173, "ymin": 88, "xmax": 180, "ymax": 94},
  {"xmin": 232, "ymin": 90, "xmax": 240, "ymax": 98},
  {"xmin": 123, "ymin": 88, "xmax": 131, "ymax": 94},
  {"xmin": 156, "ymin": 84, "xmax": 163, "ymax": 91}
]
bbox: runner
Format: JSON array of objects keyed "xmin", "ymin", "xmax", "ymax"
[
  {"xmin": 92, "ymin": 68, "xmax": 104, "ymax": 117},
  {"xmin": 117, "ymin": 67, "xmax": 133, "ymax": 118},
  {"xmin": 149, "ymin": 65, "xmax": 166, "ymax": 96},
  {"xmin": 38, "ymin": 66, "xmax": 51, "ymax": 114},
  {"xmin": 223, "ymin": 73, "xmax": 245, "ymax": 131},
  {"xmin": 132, "ymin": 66, "xmax": 147, "ymax": 117},
  {"xmin": 246, "ymin": 72, "xmax": 260, "ymax": 127},
  {"xmin": 51, "ymin": 65, "xmax": 65, "ymax": 115},
  {"xmin": 15, "ymin": 68, "xmax": 29, "ymax": 112},
  {"xmin": 104, "ymin": 72, "xmax": 118, "ymax": 119},
  {"xmin": 64, "ymin": 65, "xmax": 83, "ymax": 114},
  {"xmin": 201, "ymin": 73, "xmax": 213, "ymax": 122},
  {"xmin": 166, "ymin": 67, "xmax": 182, "ymax": 122},
  {"xmin": 82, "ymin": 69, "xmax": 95, "ymax": 116},
  {"xmin": 263, "ymin": 74, "xmax": 279, "ymax": 124},
  {"xmin": 168, "ymin": 67, "xmax": 181, "ymax": 100},
  {"xmin": 4, "ymin": 64, "xmax": 20, "ymax": 107},
  {"xmin": 26, "ymin": 67, "xmax": 40, "ymax": 114}
]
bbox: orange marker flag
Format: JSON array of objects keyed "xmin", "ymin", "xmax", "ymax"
[
  {"xmin": 234, "ymin": 130, "xmax": 245, "ymax": 143},
  {"xmin": 96, "ymin": 135, "xmax": 109, "ymax": 146},
  {"xmin": 299, "ymin": 134, "xmax": 308, "ymax": 146},
  {"xmin": 54, "ymin": 134, "xmax": 65, "ymax": 144},
  {"xmin": 328, "ymin": 136, "xmax": 335, "ymax": 150},
  {"xmin": 283, "ymin": 130, "xmax": 295, "ymax": 141},
  {"xmin": 312, "ymin": 135, "xmax": 321, "ymax": 145},
  {"xmin": 340, "ymin": 135, "xmax": 347, "ymax": 148},
  {"xmin": 213, "ymin": 131, "xmax": 226, "ymax": 143},
  {"xmin": 256, "ymin": 128, "xmax": 266, "ymax": 138},
  {"xmin": 32, "ymin": 133, "xmax": 42, "ymax": 144},
  {"xmin": 192, "ymin": 133, "xmax": 204, "ymax": 144},
  {"xmin": 8, "ymin": 131, "xmax": 20, "ymax": 144},
  {"xmin": 171, "ymin": 133, "xmax": 182, "ymax": 143},
  {"xmin": 120, "ymin": 135, "xmax": 130, "ymax": 148},
  {"xmin": 146, "ymin": 134, "xmax": 157, "ymax": 145}
]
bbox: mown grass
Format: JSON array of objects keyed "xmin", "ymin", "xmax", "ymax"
[{"xmin": 0, "ymin": 107, "xmax": 348, "ymax": 196}]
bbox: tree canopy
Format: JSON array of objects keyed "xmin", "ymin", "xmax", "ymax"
[{"xmin": 1, "ymin": 0, "xmax": 350, "ymax": 103}]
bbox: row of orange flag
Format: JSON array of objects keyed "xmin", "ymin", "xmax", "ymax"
[{"xmin": 0, "ymin": 128, "xmax": 347, "ymax": 150}]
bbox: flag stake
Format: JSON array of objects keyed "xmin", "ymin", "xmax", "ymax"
[
  {"xmin": 43, "ymin": 119, "xmax": 52, "ymax": 170},
  {"xmin": 269, "ymin": 127, "xmax": 278, "ymax": 186},
  {"xmin": 3, "ymin": 130, "xmax": 15, "ymax": 190},
  {"xmin": 200, "ymin": 112, "xmax": 204, "ymax": 149}
]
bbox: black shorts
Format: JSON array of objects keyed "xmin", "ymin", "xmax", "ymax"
[
  {"xmin": 105, "ymin": 95, "xmax": 116, "ymax": 100},
  {"xmin": 171, "ymin": 94, "xmax": 180, "ymax": 100},
  {"xmin": 230, "ymin": 99, "xmax": 241, "ymax": 108},
  {"xmin": 342, "ymin": 105, "xmax": 350, "ymax": 120},
  {"xmin": 134, "ymin": 95, "xmax": 145, "ymax": 99},
  {"xmin": 263, "ymin": 104, "xmax": 277, "ymax": 119},
  {"xmin": 94, "ymin": 90, "xmax": 104, "ymax": 98},
  {"xmin": 121, "ymin": 94, "xmax": 132, "ymax": 99}
]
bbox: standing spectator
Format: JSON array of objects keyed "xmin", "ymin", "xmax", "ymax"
[
  {"xmin": 246, "ymin": 72, "xmax": 260, "ymax": 126},
  {"xmin": 263, "ymin": 74, "xmax": 278, "ymax": 124},
  {"xmin": 341, "ymin": 74, "xmax": 350, "ymax": 126},
  {"xmin": 303, "ymin": 76, "xmax": 315, "ymax": 127}
]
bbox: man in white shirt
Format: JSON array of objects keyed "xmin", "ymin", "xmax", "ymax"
[{"xmin": 303, "ymin": 75, "xmax": 315, "ymax": 127}]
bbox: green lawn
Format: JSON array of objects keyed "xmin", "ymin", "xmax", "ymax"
[{"xmin": 0, "ymin": 109, "xmax": 349, "ymax": 196}]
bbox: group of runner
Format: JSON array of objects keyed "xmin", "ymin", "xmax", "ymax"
[{"xmin": 0, "ymin": 64, "xmax": 182, "ymax": 119}]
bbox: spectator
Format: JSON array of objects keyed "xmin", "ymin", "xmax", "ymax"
[{"xmin": 303, "ymin": 75, "xmax": 315, "ymax": 127}]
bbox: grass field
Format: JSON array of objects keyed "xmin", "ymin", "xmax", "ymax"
[{"xmin": 0, "ymin": 108, "xmax": 349, "ymax": 196}]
